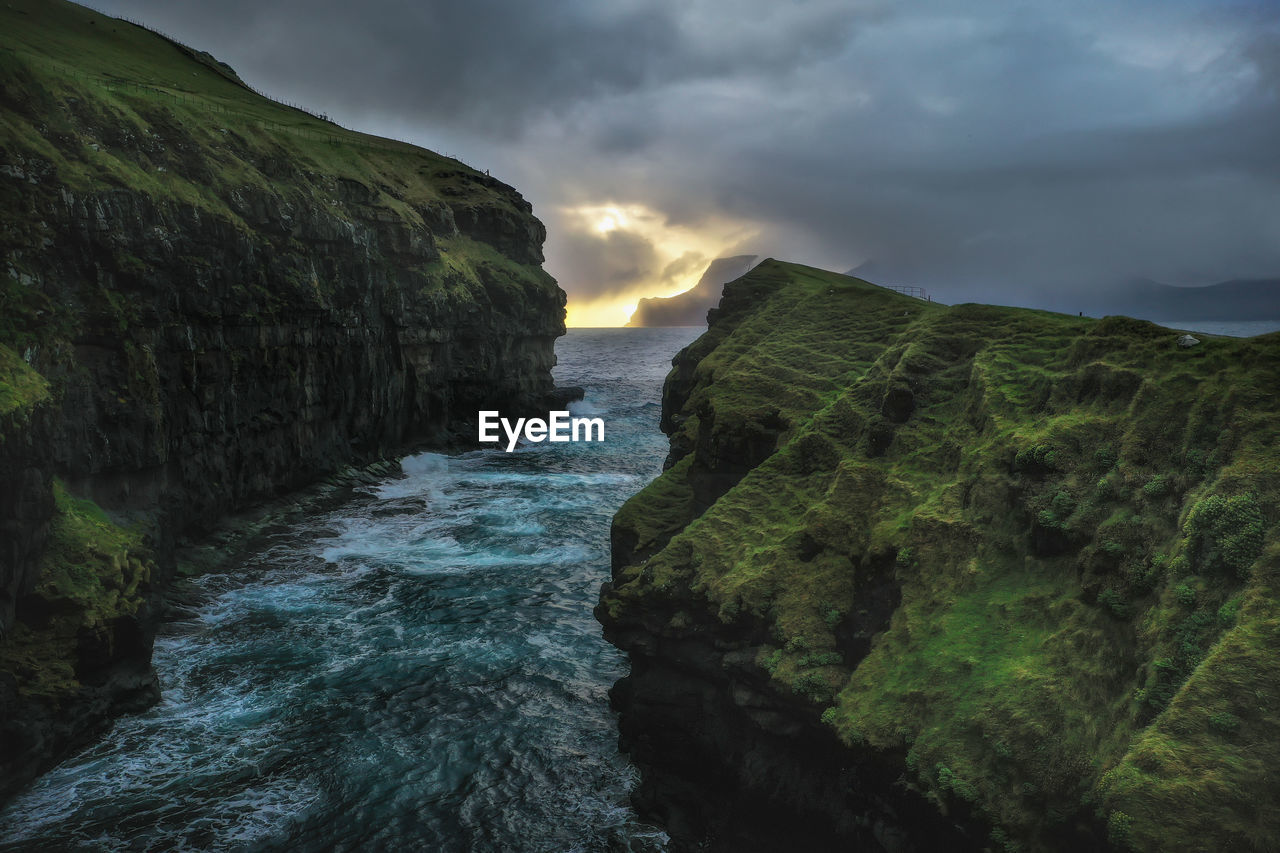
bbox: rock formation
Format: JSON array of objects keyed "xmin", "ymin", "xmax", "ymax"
[
  {"xmin": 0, "ymin": 0, "xmax": 566, "ymax": 801},
  {"xmin": 600, "ymin": 259, "xmax": 1280, "ymax": 851}
]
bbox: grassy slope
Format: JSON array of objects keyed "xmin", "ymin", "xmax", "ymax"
[
  {"xmin": 2, "ymin": 0, "xmax": 486, "ymax": 200},
  {"xmin": 0, "ymin": 0, "xmax": 550, "ymax": 312},
  {"xmin": 607, "ymin": 259, "xmax": 1280, "ymax": 851}
]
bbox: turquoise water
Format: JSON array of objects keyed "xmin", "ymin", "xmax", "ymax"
[{"xmin": 0, "ymin": 327, "xmax": 700, "ymax": 852}]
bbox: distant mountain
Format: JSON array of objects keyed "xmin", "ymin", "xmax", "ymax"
[
  {"xmin": 845, "ymin": 262, "xmax": 1280, "ymax": 321},
  {"xmin": 1086, "ymin": 278, "xmax": 1280, "ymax": 321},
  {"xmin": 628, "ymin": 255, "xmax": 759, "ymax": 327}
]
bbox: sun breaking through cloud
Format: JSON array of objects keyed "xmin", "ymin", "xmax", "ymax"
[
  {"xmin": 552, "ymin": 202, "xmax": 758, "ymax": 327},
  {"xmin": 90, "ymin": 0, "xmax": 1280, "ymax": 324}
]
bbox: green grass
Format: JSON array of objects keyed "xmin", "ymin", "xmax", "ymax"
[
  {"xmin": 609, "ymin": 455, "xmax": 698, "ymax": 577},
  {"xmin": 606, "ymin": 259, "xmax": 1280, "ymax": 850},
  {"xmin": 0, "ymin": 343, "xmax": 49, "ymax": 419},
  {"xmin": 0, "ymin": 481, "xmax": 151, "ymax": 700},
  {"xmin": 0, "ymin": 0, "xmax": 560, "ymax": 382},
  {"xmin": 0, "ymin": 0, "xmax": 542, "ymax": 291}
]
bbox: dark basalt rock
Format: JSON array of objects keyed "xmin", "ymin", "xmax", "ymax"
[
  {"xmin": 599, "ymin": 599, "xmax": 981, "ymax": 853},
  {"xmin": 545, "ymin": 384, "xmax": 586, "ymax": 409},
  {"xmin": 0, "ymin": 51, "xmax": 566, "ymax": 801}
]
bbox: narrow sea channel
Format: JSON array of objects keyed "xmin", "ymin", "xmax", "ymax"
[{"xmin": 0, "ymin": 327, "xmax": 700, "ymax": 852}]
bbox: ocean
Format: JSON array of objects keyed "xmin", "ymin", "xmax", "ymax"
[{"xmin": 0, "ymin": 328, "xmax": 701, "ymax": 852}]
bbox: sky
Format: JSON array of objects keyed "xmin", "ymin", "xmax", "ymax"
[{"xmin": 91, "ymin": 0, "xmax": 1280, "ymax": 325}]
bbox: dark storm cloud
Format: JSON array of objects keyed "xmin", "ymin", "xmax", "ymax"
[
  {"xmin": 92, "ymin": 0, "xmax": 1280, "ymax": 308},
  {"xmin": 554, "ymin": 227, "xmax": 661, "ymax": 300},
  {"xmin": 661, "ymin": 251, "xmax": 708, "ymax": 283},
  {"xmin": 92, "ymin": 0, "xmax": 865, "ymax": 135},
  {"xmin": 571, "ymin": 1, "xmax": 1280, "ymax": 301}
]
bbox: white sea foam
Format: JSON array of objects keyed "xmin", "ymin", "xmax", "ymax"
[{"xmin": 0, "ymin": 329, "xmax": 698, "ymax": 852}]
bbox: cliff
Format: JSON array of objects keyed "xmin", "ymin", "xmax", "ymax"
[
  {"xmin": 627, "ymin": 255, "xmax": 758, "ymax": 327},
  {"xmin": 0, "ymin": 0, "xmax": 566, "ymax": 800},
  {"xmin": 599, "ymin": 259, "xmax": 1280, "ymax": 851}
]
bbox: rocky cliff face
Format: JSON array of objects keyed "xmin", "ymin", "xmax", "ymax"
[
  {"xmin": 0, "ymin": 0, "xmax": 566, "ymax": 801},
  {"xmin": 600, "ymin": 260, "xmax": 1280, "ymax": 851},
  {"xmin": 6, "ymin": 176, "xmax": 561, "ymax": 536}
]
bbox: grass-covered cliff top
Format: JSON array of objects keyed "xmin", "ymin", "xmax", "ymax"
[
  {"xmin": 0, "ymin": 0, "xmax": 563, "ymax": 722},
  {"xmin": 606, "ymin": 259, "xmax": 1280, "ymax": 851},
  {"xmin": 0, "ymin": 0, "xmax": 558, "ymax": 330},
  {"xmin": 1, "ymin": 0, "xmax": 517, "ymax": 214},
  {"xmin": 0, "ymin": 0, "xmax": 563, "ymax": 449},
  {"xmin": 0, "ymin": 344, "xmax": 49, "ymax": 421}
]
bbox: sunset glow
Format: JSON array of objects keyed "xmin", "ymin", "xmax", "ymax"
[{"xmin": 557, "ymin": 202, "xmax": 758, "ymax": 327}]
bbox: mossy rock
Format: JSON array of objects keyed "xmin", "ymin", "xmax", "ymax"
[{"xmin": 605, "ymin": 259, "xmax": 1280, "ymax": 851}]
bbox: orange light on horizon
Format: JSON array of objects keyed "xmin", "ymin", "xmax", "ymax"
[
  {"xmin": 565, "ymin": 295, "xmax": 641, "ymax": 328},
  {"xmin": 554, "ymin": 201, "xmax": 759, "ymax": 327}
]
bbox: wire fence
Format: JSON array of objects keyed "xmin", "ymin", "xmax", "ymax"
[
  {"xmin": 885, "ymin": 284, "xmax": 931, "ymax": 302},
  {"xmin": 94, "ymin": 9, "xmax": 337, "ymax": 120}
]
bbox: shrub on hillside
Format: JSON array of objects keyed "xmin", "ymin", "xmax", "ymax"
[{"xmin": 1183, "ymin": 494, "xmax": 1265, "ymax": 578}]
